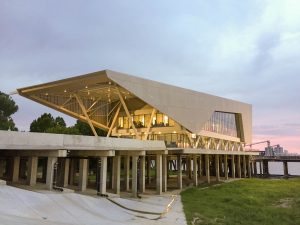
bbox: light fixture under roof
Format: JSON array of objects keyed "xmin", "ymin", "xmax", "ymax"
[
  {"xmin": 64, "ymin": 89, "xmax": 67, "ymax": 93},
  {"xmin": 85, "ymin": 85, "xmax": 88, "ymax": 89}
]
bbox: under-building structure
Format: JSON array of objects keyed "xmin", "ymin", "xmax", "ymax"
[{"xmin": 0, "ymin": 70, "xmax": 257, "ymax": 196}]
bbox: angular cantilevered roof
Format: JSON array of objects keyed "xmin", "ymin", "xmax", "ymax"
[{"xmin": 17, "ymin": 70, "xmax": 252, "ymax": 143}]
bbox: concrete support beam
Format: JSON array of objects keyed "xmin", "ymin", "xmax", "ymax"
[
  {"xmin": 177, "ymin": 155, "xmax": 182, "ymax": 189},
  {"xmin": 12, "ymin": 156, "xmax": 20, "ymax": 182},
  {"xmin": 193, "ymin": 155, "xmax": 198, "ymax": 186},
  {"xmin": 283, "ymin": 161, "xmax": 288, "ymax": 177},
  {"xmin": 205, "ymin": 154, "xmax": 210, "ymax": 184},
  {"xmin": 156, "ymin": 154, "xmax": 162, "ymax": 195},
  {"xmin": 46, "ymin": 157, "xmax": 58, "ymax": 190},
  {"xmin": 139, "ymin": 156, "xmax": 146, "ymax": 193},
  {"xmin": 27, "ymin": 156, "xmax": 38, "ymax": 186},
  {"xmin": 247, "ymin": 156, "xmax": 252, "ymax": 178},
  {"xmin": 63, "ymin": 158, "xmax": 70, "ymax": 187},
  {"xmin": 224, "ymin": 155, "xmax": 228, "ymax": 180},
  {"xmin": 162, "ymin": 155, "xmax": 167, "ymax": 192},
  {"xmin": 78, "ymin": 159, "xmax": 88, "ymax": 191},
  {"xmin": 113, "ymin": 155, "xmax": 121, "ymax": 195},
  {"xmin": 243, "ymin": 155, "xmax": 247, "ymax": 178},
  {"xmin": 237, "ymin": 155, "xmax": 242, "ymax": 178},
  {"xmin": 99, "ymin": 156, "xmax": 107, "ymax": 195},
  {"xmin": 132, "ymin": 156, "xmax": 138, "ymax": 197},
  {"xmin": 231, "ymin": 155, "xmax": 235, "ymax": 178},
  {"xmin": 215, "ymin": 155, "xmax": 220, "ymax": 182},
  {"xmin": 124, "ymin": 156, "xmax": 130, "ymax": 191}
]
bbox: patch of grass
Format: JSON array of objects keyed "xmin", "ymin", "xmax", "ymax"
[{"xmin": 181, "ymin": 178, "xmax": 300, "ymax": 225}]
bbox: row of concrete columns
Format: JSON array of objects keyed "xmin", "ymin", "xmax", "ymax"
[{"xmin": 252, "ymin": 160, "xmax": 290, "ymax": 177}]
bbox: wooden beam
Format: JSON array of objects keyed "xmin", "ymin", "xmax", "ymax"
[
  {"xmin": 144, "ymin": 108, "xmax": 156, "ymax": 140},
  {"xmin": 74, "ymin": 94, "xmax": 98, "ymax": 136},
  {"xmin": 107, "ymin": 104, "xmax": 121, "ymax": 137},
  {"xmin": 115, "ymin": 87, "xmax": 138, "ymax": 137}
]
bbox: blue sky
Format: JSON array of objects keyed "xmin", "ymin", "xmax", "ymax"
[{"xmin": 1, "ymin": 0, "xmax": 300, "ymax": 153}]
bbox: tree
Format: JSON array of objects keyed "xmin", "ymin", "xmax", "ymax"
[
  {"xmin": 74, "ymin": 120, "xmax": 107, "ymax": 136},
  {"xmin": 30, "ymin": 113, "xmax": 57, "ymax": 132},
  {"xmin": 0, "ymin": 91, "xmax": 18, "ymax": 131}
]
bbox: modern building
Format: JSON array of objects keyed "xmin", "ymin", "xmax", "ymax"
[{"xmin": 0, "ymin": 70, "xmax": 257, "ymax": 196}]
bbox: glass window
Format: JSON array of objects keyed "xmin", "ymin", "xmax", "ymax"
[
  {"xmin": 123, "ymin": 117, "xmax": 129, "ymax": 129},
  {"xmin": 118, "ymin": 117, "xmax": 123, "ymax": 128}
]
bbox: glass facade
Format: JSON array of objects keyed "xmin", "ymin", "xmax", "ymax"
[
  {"xmin": 202, "ymin": 111, "xmax": 238, "ymax": 137},
  {"xmin": 148, "ymin": 133, "xmax": 191, "ymax": 148},
  {"xmin": 118, "ymin": 113, "xmax": 175, "ymax": 129}
]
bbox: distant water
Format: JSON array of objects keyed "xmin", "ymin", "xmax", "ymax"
[{"xmin": 255, "ymin": 162, "xmax": 300, "ymax": 176}]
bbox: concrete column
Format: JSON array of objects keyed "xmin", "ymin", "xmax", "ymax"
[
  {"xmin": 139, "ymin": 156, "xmax": 146, "ymax": 193},
  {"xmin": 177, "ymin": 154, "xmax": 182, "ymax": 189},
  {"xmin": 0, "ymin": 159, "xmax": 4, "ymax": 177},
  {"xmin": 205, "ymin": 154, "xmax": 210, "ymax": 184},
  {"xmin": 113, "ymin": 155, "xmax": 121, "ymax": 195},
  {"xmin": 215, "ymin": 155, "xmax": 220, "ymax": 182},
  {"xmin": 254, "ymin": 161, "xmax": 257, "ymax": 176},
  {"xmin": 132, "ymin": 155, "xmax": 138, "ymax": 197},
  {"xmin": 69, "ymin": 158, "xmax": 75, "ymax": 185},
  {"xmin": 99, "ymin": 156, "xmax": 107, "ymax": 195},
  {"xmin": 147, "ymin": 156, "xmax": 151, "ymax": 184},
  {"xmin": 78, "ymin": 159, "xmax": 88, "ymax": 191},
  {"xmin": 263, "ymin": 160, "xmax": 269, "ymax": 175},
  {"xmin": 193, "ymin": 155, "xmax": 198, "ymax": 186},
  {"xmin": 247, "ymin": 156, "xmax": 252, "ymax": 178},
  {"xmin": 12, "ymin": 156, "xmax": 20, "ymax": 182},
  {"xmin": 46, "ymin": 157, "xmax": 58, "ymax": 190},
  {"xmin": 243, "ymin": 155, "xmax": 247, "ymax": 178},
  {"xmin": 162, "ymin": 155, "xmax": 167, "ymax": 192},
  {"xmin": 259, "ymin": 161, "xmax": 262, "ymax": 175},
  {"xmin": 237, "ymin": 155, "xmax": 242, "ymax": 178},
  {"xmin": 283, "ymin": 161, "xmax": 288, "ymax": 177},
  {"xmin": 27, "ymin": 156, "xmax": 38, "ymax": 186},
  {"xmin": 156, "ymin": 154, "xmax": 162, "ymax": 195},
  {"xmin": 63, "ymin": 158, "xmax": 70, "ymax": 187},
  {"xmin": 224, "ymin": 155, "xmax": 228, "ymax": 180},
  {"xmin": 198, "ymin": 155, "xmax": 202, "ymax": 177},
  {"xmin": 124, "ymin": 156, "xmax": 130, "ymax": 191}
]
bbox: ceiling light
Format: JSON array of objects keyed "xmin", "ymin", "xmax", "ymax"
[{"xmin": 64, "ymin": 89, "xmax": 67, "ymax": 93}]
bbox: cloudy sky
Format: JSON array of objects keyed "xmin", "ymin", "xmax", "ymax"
[{"xmin": 1, "ymin": 0, "xmax": 300, "ymax": 153}]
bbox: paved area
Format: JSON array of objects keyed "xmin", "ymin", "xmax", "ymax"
[{"xmin": 0, "ymin": 184, "xmax": 186, "ymax": 225}]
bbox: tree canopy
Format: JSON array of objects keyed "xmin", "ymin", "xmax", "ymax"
[{"xmin": 0, "ymin": 91, "xmax": 18, "ymax": 131}]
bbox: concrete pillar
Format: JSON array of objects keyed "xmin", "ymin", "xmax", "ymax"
[
  {"xmin": 283, "ymin": 161, "xmax": 288, "ymax": 177},
  {"xmin": 78, "ymin": 159, "xmax": 88, "ymax": 191},
  {"xmin": 243, "ymin": 155, "xmax": 247, "ymax": 178},
  {"xmin": 193, "ymin": 155, "xmax": 198, "ymax": 186},
  {"xmin": 177, "ymin": 155, "xmax": 182, "ymax": 189},
  {"xmin": 124, "ymin": 156, "xmax": 130, "ymax": 191},
  {"xmin": 263, "ymin": 160, "xmax": 269, "ymax": 175},
  {"xmin": 231, "ymin": 155, "xmax": 236, "ymax": 178},
  {"xmin": 205, "ymin": 154, "xmax": 210, "ymax": 184},
  {"xmin": 215, "ymin": 155, "xmax": 220, "ymax": 182},
  {"xmin": 162, "ymin": 155, "xmax": 167, "ymax": 192},
  {"xmin": 69, "ymin": 158, "xmax": 75, "ymax": 185},
  {"xmin": 254, "ymin": 161, "xmax": 257, "ymax": 176},
  {"xmin": 46, "ymin": 157, "xmax": 58, "ymax": 190},
  {"xmin": 247, "ymin": 156, "xmax": 252, "ymax": 178},
  {"xmin": 139, "ymin": 156, "xmax": 146, "ymax": 193},
  {"xmin": 156, "ymin": 154, "xmax": 162, "ymax": 195},
  {"xmin": 0, "ymin": 159, "xmax": 4, "ymax": 177},
  {"xmin": 224, "ymin": 155, "xmax": 228, "ymax": 180},
  {"xmin": 147, "ymin": 156, "xmax": 151, "ymax": 184},
  {"xmin": 99, "ymin": 156, "xmax": 107, "ymax": 195},
  {"xmin": 63, "ymin": 158, "xmax": 70, "ymax": 187},
  {"xmin": 237, "ymin": 155, "xmax": 242, "ymax": 178},
  {"xmin": 132, "ymin": 155, "xmax": 138, "ymax": 197},
  {"xmin": 198, "ymin": 155, "xmax": 202, "ymax": 177},
  {"xmin": 259, "ymin": 161, "xmax": 262, "ymax": 176},
  {"xmin": 12, "ymin": 156, "xmax": 20, "ymax": 182},
  {"xmin": 27, "ymin": 156, "xmax": 38, "ymax": 186},
  {"xmin": 113, "ymin": 155, "xmax": 121, "ymax": 195}
]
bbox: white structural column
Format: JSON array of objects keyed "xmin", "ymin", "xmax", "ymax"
[
  {"xmin": 46, "ymin": 157, "xmax": 58, "ymax": 190},
  {"xmin": 107, "ymin": 104, "xmax": 121, "ymax": 137},
  {"xmin": 247, "ymin": 156, "xmax": 252, "ymax": 178},
  {"xmin": 113, "ymin": 155, "xmax": 121, "ymax": 195},
  {"xmin": 124, "ymin": 156, "xmax": 130, "ymax": 191},
  {"xmin": 99, "ymin": 156, "xmax": 107, "ymax": 195},
  {"xmin": 63, "ymin": 158, "xmax": 70, "ymax": 187},
  {"xmin": 144, "ymin": 108, "xmax": 156, "ymax": 140},
  {"xmin": 224, "ymin": 155, "xmax": 228, "ymax": 180},
  {"xmin": 177, "ymin": 155, "xmax": 182, "ymax": 189},
  {"xmin": 215, "ymin": 155, "xmax": 220, "ymax": 182},
  {"xmin": 139, "ymin": 156, "xmax": 146, "ymax": 193},
  {"xmin": 12, "ymin": 156, "xmax": 20, "ymax": 182},
  {"xmin": 231, "ymin": 155, "xmax": 235, "ymax": 178},
  {"xmin": 79, "ymin": 158, "xmax": 88, "ymax": 191},
  {"xmin": 243, "ymin": 155, "xmax": 247, "ymax": 178},
  {"xmin": 147, "ymin": 157, "xmax": 151, "ymax": 184},
  {"xmin": 237, "ymin": 155, "xmax": 242, "ymax": 178},
  {"xmin": 27, "ymin": 156, "xmax": 38, "ymax": 186},
  {"xmin": 205, "ymin": 154, "xmax": 210, "ymax": 184},
  {"xmin": 156, "ymin": 154, "xmax": 162, "ymax": 195},
  {"xmin": 132, "ymin": 156, "xmax": 138, "ymax": 197},
  {"xmin": 193, "ymin": 155, "xmax": 198, "ymax": 186},
  {"xmin": 162, "ymin": 155, "xmax": 167, "ymax": 192}
]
